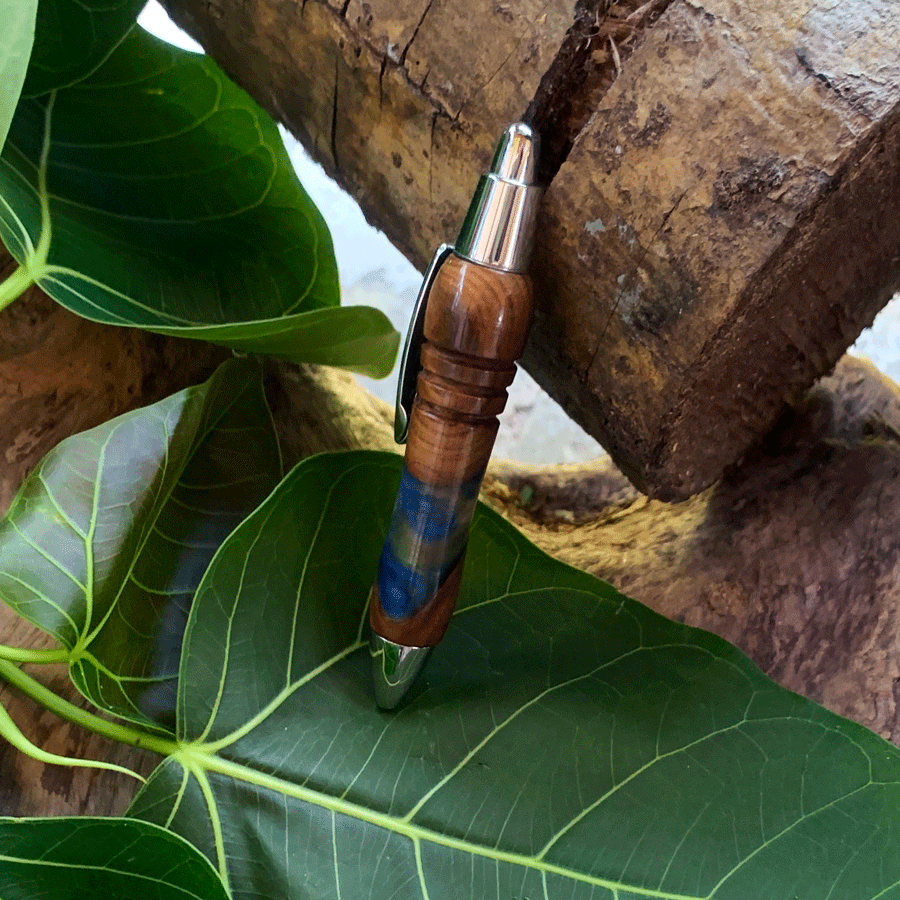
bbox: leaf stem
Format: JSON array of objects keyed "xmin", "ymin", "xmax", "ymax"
[
  {"xmin": 0, "ymin": 263, "xmax": 35, "ymax": 311},
  {"xmin": 0, "ymin": 659, "xmax": 178, "ymax": 757},
  {"xmin": 0, "ymin": 700, "xmax": 146, "ymax": 783},
  {"xmin": 186, "ymin": 760, "xmax": 231, "ymax": 893},
  {"xmin": 0, "ymin": 644, "xmax": 70, "ymax": 664}
]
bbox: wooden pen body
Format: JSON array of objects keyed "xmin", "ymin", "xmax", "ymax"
[{"xmin": 370, "ymin": 253, "xmax": 533, "ymax": 647}]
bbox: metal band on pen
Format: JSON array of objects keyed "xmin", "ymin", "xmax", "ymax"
[{"xmin": 456, "ymin": 123, "xmax": 541, "ymax": 273}]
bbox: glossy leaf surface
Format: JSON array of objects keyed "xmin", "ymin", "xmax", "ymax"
[
  {"xmin": 0, "ymin": 817, "xmax": 228, "ymax": 900},
  {"xmin": 124, "ymin": 451, "xmax": 900, "ymax": 900},
  {"xmin": 0, "ymin": 26, "xmax": 398, "ymax": 376},
  {"xmin": 0, "ymin": 358, "xmax": 281, "ymax": 730},
  {"xmin": 22, "ymin": 0, "xmax": 145, "ymax": 96},
  {"xmin": 0, "ymin": 0, "xmax": 36, "ymax": 152}
]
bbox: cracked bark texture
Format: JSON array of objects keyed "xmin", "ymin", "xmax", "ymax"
[{"xmin": 161, "ymin": 0, "xmax": 900, "ymax": 499}]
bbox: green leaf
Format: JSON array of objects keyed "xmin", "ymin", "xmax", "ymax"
[
  {"xmin": 0, "ymin": 357, "xmax": 282, "ymax": 731},
  {"xmin": 123, "ymin": 450, "xmax": 900, "ymax": 900},
  {"xmin": 22, "ymin": 0, "xmax": 145, "ymax": 97},
  {"xmin": 0, "ymin": 26, "xmax": 399, "ymax": 376},
  {"xmin": 0, "ymin": 0, "xmax": 37, "ymax": 153},
  {"xmin": 0, "ymin": 816, "xmax": 229, "ymax": 900}
]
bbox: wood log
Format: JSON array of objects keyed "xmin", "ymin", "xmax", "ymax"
[{"xmin": 161, "ymin": 0, "xmax": 900, "ymax": 499}]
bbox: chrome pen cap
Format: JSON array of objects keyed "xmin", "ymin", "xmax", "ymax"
[{"xmin": 455, "ymin": 122, "xmax": 542, "ymax": 274}]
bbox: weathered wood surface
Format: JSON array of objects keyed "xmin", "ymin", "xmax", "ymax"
[
  {"xmin": 163, "ymin": 0, "xmax": 900, "ymax": 499},
  {"xmin": 0, "ymin": 253, "xmax": 226, "ymax": 514}
]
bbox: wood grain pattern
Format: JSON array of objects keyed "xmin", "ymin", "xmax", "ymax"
[
  {"xmin": 423, "ymin": 256, "xmax": 533, "ymax": 362},
  {"xmin": 370, "ymin": 253, "xmax": 532, "ymax": 646},
  {"xmin": 408, "ymin": 255, "xmax": 533, "ymax": 485},
  {"xmin": 526, "ymin": 0, "xmax": 900, "ymax": 499}
]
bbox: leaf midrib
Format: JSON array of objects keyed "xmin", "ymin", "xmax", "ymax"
[
  {"xmin": 175, "ymin": 678, "xmax": 885, "ymax": 900},
  {"xmin": 178, "ymin": 730, "xmax": 885, "ymax": 900},
  {"xmin": 177, "ymin": 746, "xmax": 703, "ymax": 900}
]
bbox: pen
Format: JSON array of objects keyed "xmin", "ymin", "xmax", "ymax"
[{"xmin": 369, "ymin": 122, "xmax": 542, "ymax": 708}]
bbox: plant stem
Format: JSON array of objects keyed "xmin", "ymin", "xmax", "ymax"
[
  {"xmin": 0, "ymin": 644, "xmax": 70, "ymax": 664},
  {"xmin": 0, "ymin": 701, "xmax": 146, "ymax": 783},
  {"xmin": 0, "ymin": 659, "xmax": 178, "ymax": 757},
  {"xmin": 0, "ymin": 263, "xmax": 34, "ymax": 311}
]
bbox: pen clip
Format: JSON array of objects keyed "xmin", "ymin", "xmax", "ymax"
[{"xmin": 395, "ymin": 243, "xmax": 453, "ymax": 444}]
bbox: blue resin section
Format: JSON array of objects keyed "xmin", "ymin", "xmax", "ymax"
[{"xmin": 376, "ymin": 467, "xmax": 481, "ymax": 620}]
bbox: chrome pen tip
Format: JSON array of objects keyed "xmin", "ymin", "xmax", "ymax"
[
  {"xmin": 455, "ymin": 121, "xmax": 543, "ymax": 273},
  {"xmin": 490, "ymin": 122, "xmax": 539, "ymax": 185},
  {"xmin": 370, "ymin": 632, "xmax": 431, "ymax": 709}
]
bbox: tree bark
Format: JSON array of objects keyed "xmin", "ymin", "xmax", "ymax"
[
  {"xmin": 162, "ymin": 0, "xmax": 900, "ymax": 499},
  {"xmin": 0, "ymin": 252, "xmax": 227, "ymax": 515},
  {"xmin": 0, "ymin": 611, "xmax": 157, "ymax": 818}
]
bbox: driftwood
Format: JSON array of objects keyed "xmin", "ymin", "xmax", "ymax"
[{"xmin": 161, "ymin": 0, "xmax": 900, "ymax": 499}]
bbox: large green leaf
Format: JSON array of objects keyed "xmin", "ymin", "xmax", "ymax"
[
  {"xmin": 22, "ymin": 0, "xmax": 145, "ymax": 97},
  {"xmin": 0, "ymin": 26, "xmax": 399, "ymax": 377},
  {"xmin": 123, "ymin": 451, "xmax": 900, "ymax": 899},
  {"xmin": 0, "ymin": 357, "xmax": 282, "ymax": 731},
  {"xmin": 0, "ymin": 816, "xmax": 229, "ymax": 899},
  {"xmin": 0, "ymin": 0, "xmax": 37, "ymax": 153}
]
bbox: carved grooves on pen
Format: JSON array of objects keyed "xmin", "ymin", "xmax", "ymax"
[{"xmin": 524, "ymin": 0, "xmax": 674, "ymax": 185}]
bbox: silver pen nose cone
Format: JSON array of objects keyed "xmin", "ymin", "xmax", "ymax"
[
  {"xmin": 370, "ymin": 633, "xmax": 431, "ymax": 709},
  {"xmin": 490, "ymin": 122, "xmax": 539, "ymax": 184},
  {"xmin": 455, "ymin": 120, "xmax": 542, "ymax": 272}
]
